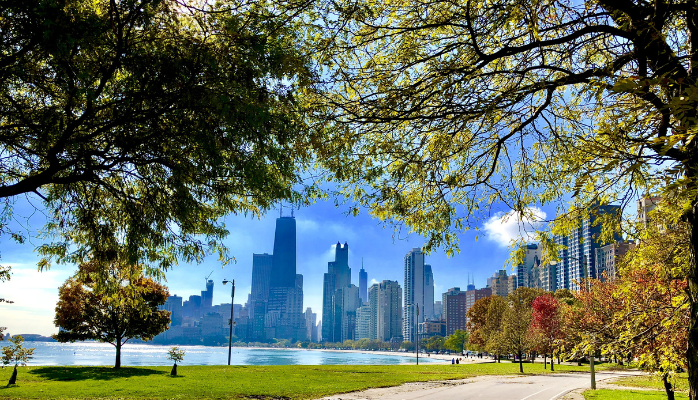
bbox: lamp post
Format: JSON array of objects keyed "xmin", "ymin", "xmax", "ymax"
[{"xmin": 223, "ymin": 279, "xmax": 235, "ymax": 366}]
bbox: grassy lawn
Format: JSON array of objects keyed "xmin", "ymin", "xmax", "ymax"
[
  {"xmin": 583, "ymin": 389, "xmax": 689, "ymax": 400},
  {"xmin": 609, "ymin": 373, "xmax": 690, "ymax": 393},
  {"xmin": 0, "ymin": 362, "xmax": 609, "ymax": 399}
]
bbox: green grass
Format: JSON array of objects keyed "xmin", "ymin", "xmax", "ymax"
[
  {"xmin": 609, "ymin": 373, "xmax": 690, "ymax": 393},
  {"xmin": 583, "ymin": 389, "xmax": 689, "ymax": 400},
  {"xmin": 0, "ymin": 362, "xmax": 612, "ymax": 399}
]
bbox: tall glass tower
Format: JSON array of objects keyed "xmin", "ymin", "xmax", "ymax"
[{"xmin": 270, "ymin": 215, "xmax": 296, "ymax": 288}]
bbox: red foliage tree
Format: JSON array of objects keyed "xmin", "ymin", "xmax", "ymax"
[{"xmin": 530, "ymin": 293, "xmax": 563, "ymax": 370}]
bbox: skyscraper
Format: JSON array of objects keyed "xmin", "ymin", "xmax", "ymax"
[
  {"xmin": 554, "ymin": 204, "xmax": 621, "ymax": 291},
  {"xmin": 305, "ymin": 307, "xmax": 317, "ymax": 342},
  {"xmin": 201, "ymin": 280, "xmax": 214, "ymax": 309},
  {"xmin": 359, "ymin": 265, "xmax": 368, "ymax": 303},
  {"xmin": 442, "ymin": 287, "xmax": 466, "ymax": 336},
  {"xmin": 250, "ymin": 253, "xmax": 273, "ymax": 321},
  {"xmin": 423, "ymin": 264, "xmax": 434, "ymax": 320},
  {"xmin": 322, "ymin": 242, "xmax": 351, "ymax": 342},
  {"xmin": 516, "ymin": 244, "xmax": 542, "ymax": 289},
  {"xmin": 270, "ymin": 215, "xmax": 297, "ymax": 288},
  {"xmin": 403, "ymin": 248, "xmax": 433, "ymax": 342},
  {"xmin": 377, "ymin": 280, "xmax": 402, "ymax": 341},
  {"xmin": 263, "ymin": 212, "xmax": 305, "ymax": 340}
]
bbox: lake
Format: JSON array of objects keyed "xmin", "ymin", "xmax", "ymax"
[{"xmin": 16, "ymin": 342, "xmax": 443, "ymax": 366}]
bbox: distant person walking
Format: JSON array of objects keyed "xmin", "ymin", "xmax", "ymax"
[{"xmin": 452, "ymin": 358, "xmax": 455, "ymax": 364}]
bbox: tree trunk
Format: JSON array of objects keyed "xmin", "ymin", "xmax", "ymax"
[
  {"xmin": 551, "ymin": 355, "xmax": 554, "ymax": 371},
  {"xmin": 519, "ymin": 351, "xmax": 523, "ymax": 373},
  {"xmin": 685, "ymin": 203, "xmax": 698, "ymax": 400},
  {"xmin": 662, "ymin": 372, "xmax": 676, "ymax": 400},
  {"xmin": 115, "ymin": 341, "xmax": 122, "ymax": 369},
  {"xmin": 8, "ymin": 365, "xmax": 17, "ymax": 385},
  {"xmin": 171, "ymin": 363, "xmax": 177, "ymax": 376},
  {"xmin": 544, "ymin": 354, "xmax": 547, "ymax": 369}
]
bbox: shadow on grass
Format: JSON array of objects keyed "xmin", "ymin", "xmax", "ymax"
[{"xmin": 29, "ymin": 366, "xmax": 165, "ymax": 381}]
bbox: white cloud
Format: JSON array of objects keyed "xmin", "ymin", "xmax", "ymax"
[
  {"xmin": 1, "ymin": 264, "xmax": 75, "ymax": 336},
  {"xmin": 482, "ymin": 207, "xmax": 546, "ymax": 247},
  {"xmin": 369, "ymin": 278, "xmax": 380, "ymax": 285}
]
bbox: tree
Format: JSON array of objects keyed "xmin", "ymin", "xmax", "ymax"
[
  {"xmin": 54, "ymin": 258, "xmax": 170, "ymax": 368},
  {"xmin": 167, "ymin": 347, "xmax": 185, "ymax": 376},
  {"xmin": 444, "ymin": 330, "xmax": 469, "ymax": 353},
  {"xmin": 466, "ymin": 296, "xmax": 492, "ymax": 350},
  {"xmin": 1, "ymin": 335, "xmax": 35, "ymax": 385},
  {"xmin": 501, "ymin": 288, "xmax": 541, "ymax": 373},
  {"xmin": 483, "ymin": 295, "xmax": 508, "ymax": 362},
  {"xmin": 308, "ymin": 1, "xmax": 697, "ymax": 396},
  {"xmin": 0, "ymin": 0, "xmax": 315, "ymax": 273},
  {"xmin": 531, "ymin": 293, "xmax": 564, "ymax": 370}
]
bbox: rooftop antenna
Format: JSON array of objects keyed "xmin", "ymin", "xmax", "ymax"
[
  {"xmin": 280, "ymin": 206, "xmax": 283, "ymax": 218},
  {"xmin": 291, "ymin": 209, "xmax": 294, "ymax": 218}
]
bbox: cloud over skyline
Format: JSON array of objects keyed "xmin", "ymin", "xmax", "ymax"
[{"xmin": 483, "ymin": 207, "xmax": 547, "ymax": 247}]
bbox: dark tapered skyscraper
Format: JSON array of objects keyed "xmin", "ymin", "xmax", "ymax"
[
  {"xmin": 359, "ymin": 265, "xmax": 368, "ymax": 303},
  {"xmin": 270, "ymin": 216, "xmax": 296, "ymax": 287}
]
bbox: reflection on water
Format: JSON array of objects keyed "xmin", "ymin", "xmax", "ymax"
[{"xmin": 15, "ymin": 342, "xmax": 442, "ymax": 366}]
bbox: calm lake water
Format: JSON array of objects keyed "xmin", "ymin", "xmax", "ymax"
[{"xmin": 17, "ymin": 342, "xmax": 442, "ymax": 366}]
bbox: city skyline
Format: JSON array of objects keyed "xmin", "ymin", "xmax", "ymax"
[{"xmin": 1, "ymin": 195, "xmax": 599, "ymax": 336}]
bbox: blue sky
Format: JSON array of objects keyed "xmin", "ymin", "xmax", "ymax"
[{"xmin": 0, "ymin": 194, "xmax": 548, "ymax": 336}]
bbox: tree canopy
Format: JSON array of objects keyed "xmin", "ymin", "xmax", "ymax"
[
  {"xmin": 0, "ymin": 0, "xmax": 315, "ymax": 270},
  {"xmin": 54, "ymin": 258, "xmax": 170, "ymax": 368},
  {"xmin": 306, "ymin": 0, "xmax": 696, "ymax": 396}
]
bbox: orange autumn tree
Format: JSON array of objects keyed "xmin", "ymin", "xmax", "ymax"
[{"xmin": 54, "ymin": 258, "xmax": 170, "ymax": 368}]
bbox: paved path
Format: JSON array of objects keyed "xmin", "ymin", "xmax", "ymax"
[{"xmin": 316, "ymin": 370, "xmax": 641, "ymax": 400}]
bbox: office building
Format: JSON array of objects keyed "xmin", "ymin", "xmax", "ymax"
[
  {"xmin": 269, "ymin": 214, "xmax": 297, "ymax": 288},
  {"xmin": 434, "ymin": 300, "xmax": 442, "ymax": 320},
  {"xmin": 359, "ymin": 266, "xmax": 368, "ymax": 303},
  {"xmin": 403, "ymin": 248, "xmax": 433, "ymax": 343},
  {"xmin": 162, "ymin": 295, "xmax": 183, "ymax": 326},
  {"xmin": 423, "ymin": 264, "xmax": 435, "ymax": 320},
  {"xmin": 368, "ymin": 284, "xmax": 379, "ymax": 340},
  {"xmin": 201, "ymin": 280, "xmax": 214, "ymax": 309},
  {"xmin": 250, "ymin": 253, "xmax": 273, "ymax": 319},
  {"xmin": 321, "ymin": 242, "xmax": 351, "ymax": 342},
  {"xmin": 305, "ymin": 308, "xmax": 317, "ymax": 342},
  {"xmin": 334, "ymin": 284, "xmax": 361, "ymax": 342}
]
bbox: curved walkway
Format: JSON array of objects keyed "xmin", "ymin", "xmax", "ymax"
[{"xmin": 316, "ymin": 370, "xmax": 642, "ymax": 400}]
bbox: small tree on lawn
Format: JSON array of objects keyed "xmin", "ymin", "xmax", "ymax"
[
  {"xmin": 167, "ymin": 347, "xmax": 185, "ymax": 376},
  {"xmin": 2, "ymin": 335, "xmax": 35, "ymax": 385},
  {"xmin": 54, "ymin": 258, "xmax": 171, "ymax": 368}
]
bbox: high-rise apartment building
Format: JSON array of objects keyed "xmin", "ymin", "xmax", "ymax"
[
  {"xmin": 516, "ymin": 244, "xmax": 542, "ymax": 289},
  {"xmin": 321, "ymin": 242, "xmax": 351, "ymax": 342},
  {"xmin": 359, "ymin": 266, "xmax": 368, "ymax": 303},
  {"xmin": 489, "ymin": 270, "xmax": 516, "ymax": 297},
  {"xmin": 594, "ymin": 240, "xmax": 636, "ymax": 281},
  {"xmin": 334, "ymin": 284, "xmax": 361, "ymax": 342},
  {"xmin": 554, "ymin": 205, "xmax": 621, "ymax": 291},
  {"xmin": 434, "ymin": 301, "xmax": 442, "ymax": 320},
  {"xmin": 442, "ymin": 287, "xmax": 466, "ymax": 336},
  {"xmin": 377, "ymin": 280, "xmax": 402, "ymax": 342},
  {"xmin": 423, "ymin": 264, "xmax": 435, "ymax": 320},
  {"xmin": 403, "ymin": 248, "xmax": 433, "ymax": 342},
  {"xmin": 465, "ymin": 287, "xmax": 491, "ymax": 325},
  {"xmin": 355, "ymin": 303, "xmax": 372, "ymax": 339}
]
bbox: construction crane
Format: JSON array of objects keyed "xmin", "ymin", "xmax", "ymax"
[{"xmin": 205, "ymin": 270, "xmax": 213, "ymax": 283}]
